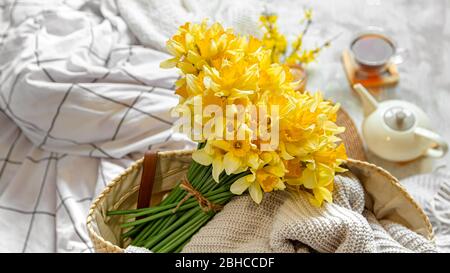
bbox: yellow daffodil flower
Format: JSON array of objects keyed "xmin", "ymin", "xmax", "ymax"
[{"xmin": 162, "ymin": 20, "xmax": 347, "ymax": 206}]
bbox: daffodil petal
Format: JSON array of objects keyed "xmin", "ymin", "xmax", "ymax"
[
  {"xmin": 317, "ymin": 163, "xmax": 334, "ymax": 186},
  {"xmin": 263, "ymin": 166, "xmax": 280, "ymax": 178},
  {"xmin": 280, "ymin": 142, "xmax": 295, "ymax": 160},
  {"xmin": 212, "ymin": 140, "xmax": 232, "ymax": 152},
  {"xmin": 212, "ymin": 156, "xmax": 223, "ymax": 182},
  {"xmin": 160, "ymin": 58, "xmax": 178, "ymax": 68},
  {"xmin": 285, "ymin": 178, "xmax": 303, "ymax": 186},
  {"xmin": 248, "ymin": 181, "xmax": 263, "ymax": 204},
  {"xmin": 223, "ymin": 152, "xmax": 241, "ymax": 175},
  {"xmin": 308, "ymin": 196, "xmax": 322, "ymax": 207},
  {"xmin": 301, "ymin": 168, "xmax": 317, "ymax": 189},
  {"xmin": 247, "ymin": 153, "xmax": 261, "ymax": 169},
  {"xmin": 166, "ymin": 41, "xmax": 185, "ymax": 56},
  {"xmin": 274, "ymin": 179, "xmax": 286, "ymax": 191},
  {"xmin": 192, "ymin": 149, "xmax": 213, "ymax": 166},
  {"xmin": 230, "ymin": 175, "xmax": 253, "ymax": 195},
  {"xmin": 186, "ymin": 74, "xmax": 202, "ymax": 94},
  {"xmin": 314, "ymin": 187, "xmax": 333, "ymax": 203}
]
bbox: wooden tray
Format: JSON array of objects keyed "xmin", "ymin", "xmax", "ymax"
[{"xmin": 342, "ymin": 49, "xmax": 399, "ymax": 92}]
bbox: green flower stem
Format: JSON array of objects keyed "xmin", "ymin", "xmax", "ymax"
[
  {"xmin": 189, "ymin": 163, "xmax": 207, "ymax": 184},
  {"xmin": 143, "ymin": 206, "xmax": 201, "ymax": 249},
  {"xmin": 121, "ymin": 224, "xmax": 144, "ymax": 239},
  {"xmin": 165, "ymin": 215, "xmax": 211, "ymax": 253},
  {"xmin": 134, "ymin": 219, "xmax": 167, "ymax": 246},
  {"xmin": 158, "ymin": 213, "xmax": 180, "ymax": 235},
  {"xmin": 159, "ymin": 162, "xmax": 209, "ymax": 207},
  {"xmin": 131, "ymin": 222, "xmax": 158, "ymax": 245},
  {"xmin": 148, "ymin": 213, "xmax": 178, "ymax": 240},
  {"xmin": 159, "ymin": 164, "xmax": 209, "ymax": 207},
  {"xmin": 121, "ymin": 190, "xmax": 233, "ymax": 228},
  {"xmin": 188, "ymin": 161, "xmax": 202, "ymax": 179},
  {"xmin": 123, "ymin": 199, "xmax": 194, "ymax": 219},
  {"xmin": 134, "ymin": 220, "xmax": 165, "ymax": 245},
  {"xmin": 150, "ymin": 213, "xmax": 204, "ymax": 252},
  {"xmin": 130, "ymin": 224, "xmax": 153, "ymax": 245},
  {"xmin": 198, "ymin": 176, "xmax": 218, "ymax": 193},
  {"xmin": 135, "ymin": 215, "xmax": 175, "ymax": 246},
  {"xmin": 121, "ymin": 201, "xmax": 199, "ymax": 228},
  {"xmin": 132, "ymin": 178, "xmax": 222, "ymax": 245},
  {"xmin": 158, "ymin": 187, "xmax": 181, "ymax": 206},
  {"xmin": 155, "ymin": 196, "xmax": 232, "ymax": 253},
  {"xmin": 190, "ymin": 165, "xmax": 211, "ymax": 191},
  {"xmin": 174, "ymin": 239, "xmax": 189, "ymax": 253},
  {"xmin": 125, "ymin": 186, "xmax": 232, "ymax": 218},
  {"xmin": 152, "ymin": 213, "xmax": 212, "ymax": 253},
  {"xmin": 187, "ymin": 161, "xmax": 199, "ymax": 177},
  {"xmin": 151, "ymin": 161, "xmax": 202, "ymax": 206}
]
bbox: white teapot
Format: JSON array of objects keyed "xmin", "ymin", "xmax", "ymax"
[{"xmin": 353, "ymin": 84, "xmax": 448, "ymax": 162}]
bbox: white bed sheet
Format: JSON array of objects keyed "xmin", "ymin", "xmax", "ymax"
[{"xmin": 0, "ymin": 0, "xmax": 196, "ymax": 252}]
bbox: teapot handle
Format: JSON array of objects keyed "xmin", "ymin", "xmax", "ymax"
[{"xmin": 414, "ymin": 127, "xmax": 448, "ymax": 158}]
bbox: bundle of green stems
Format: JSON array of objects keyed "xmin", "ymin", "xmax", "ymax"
[{"xmin": 107, "ymin": 157, "xmax": 249, "ymax": 253}]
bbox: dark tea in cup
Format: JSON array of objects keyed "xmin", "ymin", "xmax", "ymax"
[{"xmin": 350, "ymin": 31, "xmax": 402, "ymax": 75}]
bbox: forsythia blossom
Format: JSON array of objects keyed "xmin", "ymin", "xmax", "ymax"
[
  {"xmin": 260, "ymin": 13, "xmax": 287, "ymax": 64},
  {"xmin": 260, "ymin": 8, "xmax": 333, "ymax": 66}
]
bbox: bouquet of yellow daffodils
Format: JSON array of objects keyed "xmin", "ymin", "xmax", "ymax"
[{"xmin": 108, "ymin": 20, "xmax": 347, "ymax": 253}]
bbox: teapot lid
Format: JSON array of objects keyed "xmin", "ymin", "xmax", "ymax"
[{"xmin": 383, "ymin": 106, "xmax": 415, "ymax": 131}]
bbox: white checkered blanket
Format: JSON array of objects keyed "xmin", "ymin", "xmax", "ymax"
[{"xmin": 0, "ymin": 0, "xmax": 192, "ymax": 252}]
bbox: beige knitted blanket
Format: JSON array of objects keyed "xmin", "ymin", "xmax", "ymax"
[{"xmin": 183, "ymin": 172, "xmax": 437, "ymax": 253}]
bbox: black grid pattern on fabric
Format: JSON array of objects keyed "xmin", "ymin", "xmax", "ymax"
[{"xmin": 0, "ymin": 0, "xmax": 176, "ymax": 253}]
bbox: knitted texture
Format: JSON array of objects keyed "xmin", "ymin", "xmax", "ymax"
[
  {"xmin": 183, "ymin": 172, "xmax": 437, "ymax": 253},
  {"xmin": 401, "ymin": 167, "xmax": 450, "ymax": 252}
]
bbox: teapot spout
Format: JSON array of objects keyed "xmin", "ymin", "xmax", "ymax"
[{"xmin": 353, "ymin": 84, "xmax": 378, "ymax": 116}]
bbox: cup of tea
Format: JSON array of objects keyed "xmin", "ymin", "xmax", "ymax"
[{"xmin": 350, "ymin": 27, "xmax": 407, "ymax": 76}]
